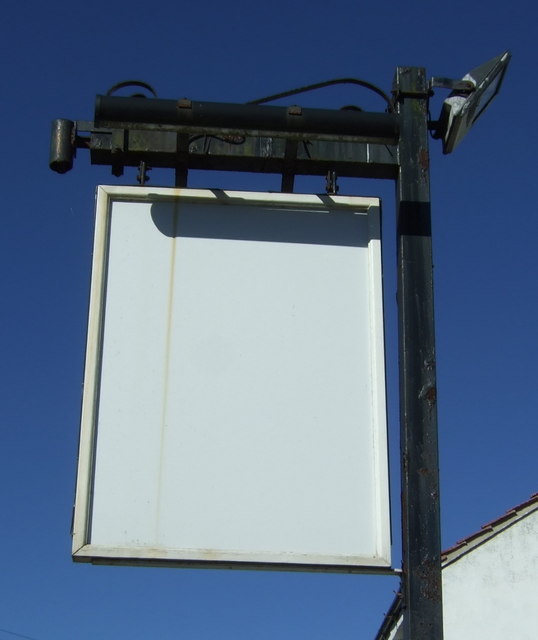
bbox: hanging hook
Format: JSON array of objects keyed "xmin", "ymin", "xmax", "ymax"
[
  {"xmin": 326, "ymin": 170, "xmax": 339, "ymax": 195},
  {"xmin": 137, "ymin": 161, "xmax": 151, "ymax": 185}
]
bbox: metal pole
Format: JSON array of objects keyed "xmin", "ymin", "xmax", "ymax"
[{"xmin": 394, "ymin": 66, "xmax": 443, "ymax": 639}]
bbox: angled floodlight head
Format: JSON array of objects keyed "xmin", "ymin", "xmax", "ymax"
[{"xmin": 438, "ymin": 51, "xmax": 511, "ymax": 154}]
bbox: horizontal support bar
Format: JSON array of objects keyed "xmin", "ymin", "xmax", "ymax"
[
  {"xmin": 95, "ymin": 96, "xmax": 400, "ymax": 145},
  {"xmin": 86, "ymin": 125, "xmax": 398, "ymax": 179}
]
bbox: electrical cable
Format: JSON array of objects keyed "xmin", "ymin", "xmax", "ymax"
[
  {"xmin": 105, "ymin": 80, "xmax": 157, "ymax": 97},
  {"xmin": 0, "ymin": 627, "xmax": 42, "ymax": 640},
  {"xmin": 190, "ymin": 78, "xmax": 393, "ymax": 150},
  {"xmin": 247, "ymin": 77, "xmax": 394, "ymax": 112}
]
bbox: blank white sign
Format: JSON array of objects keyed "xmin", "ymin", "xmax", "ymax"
[{"xmin": 73, "ymin": 186, "xmax": 390, "ymax": 571}]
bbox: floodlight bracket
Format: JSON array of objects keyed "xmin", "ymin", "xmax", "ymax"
[
  {"xmin": 434, "ymin": 51, "xmax": 511, "ymax": 154},
  {"xmin": 429, "ymin": 77, "xmax": 475, "ymax": 92}
]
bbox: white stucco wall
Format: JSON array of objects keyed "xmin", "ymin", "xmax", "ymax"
[
  {"xmin": 443, "ymin": 509, "xmax": 538, "ymax": 639},
  {"xmin": 379, "ymin": 506, "xmax": 538, "ymax": 639}
]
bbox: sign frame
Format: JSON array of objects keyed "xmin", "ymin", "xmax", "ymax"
[{"xmin": 72, "ymin": 185, "xmax": 392, "ymax": 573}]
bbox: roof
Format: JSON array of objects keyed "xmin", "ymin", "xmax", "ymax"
[
  {"xmin": 374, "ymin": 494, "xmax": 538, "ymax": 640},
  {"xmin": 441, "ymin": 492, "xmax": 538, "ymax": 566}
]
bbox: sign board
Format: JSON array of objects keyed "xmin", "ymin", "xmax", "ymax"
[{"xmin": 72, "ymin": 186, "xmax": 391, "ymax": 572}]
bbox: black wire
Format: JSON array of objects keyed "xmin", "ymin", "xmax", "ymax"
[
  {"xmin": 0, "ymin": 627, "xmax": 41, "ymax": 640},
  {"xmin": 189, "ymin": 133, "xmax": 247, "ymax": 150},
  {"xmin": 189, "ymin": 77, "xmax": 394, "ymax": 150},
  {"xmin": 105, "ymin": 80, "xmax": 157, "ymax": 97},
  {"xmin": 247, "ymin": 77, "xmax": 394, "ymax": 112}
]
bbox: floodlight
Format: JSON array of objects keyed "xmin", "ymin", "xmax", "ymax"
[{"xmin": 437, "ymin": 51, "xmax": 511, "ymax": 154}]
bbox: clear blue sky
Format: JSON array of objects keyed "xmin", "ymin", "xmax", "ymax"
[{"xmin": 1, "ymin": 1, "xmax": 536, "ymax": 639}]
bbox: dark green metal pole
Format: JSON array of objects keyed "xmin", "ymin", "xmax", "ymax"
[{"xmin": 394, "ymin": 66, "xmax": 443, "ymax": 639}]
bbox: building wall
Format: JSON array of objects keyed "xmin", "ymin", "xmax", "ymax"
[
  {"xmin": 443, "ymin": 509, "xmax": 538, "ymax": 639},
  {"xmin": 378, "ymin": 507, "xmax": 538, "ymax": 639}
]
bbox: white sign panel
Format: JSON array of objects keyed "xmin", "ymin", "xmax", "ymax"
[{"xmin": 73, "ymin": 186, "xmax": 391, "ymax": 571}]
